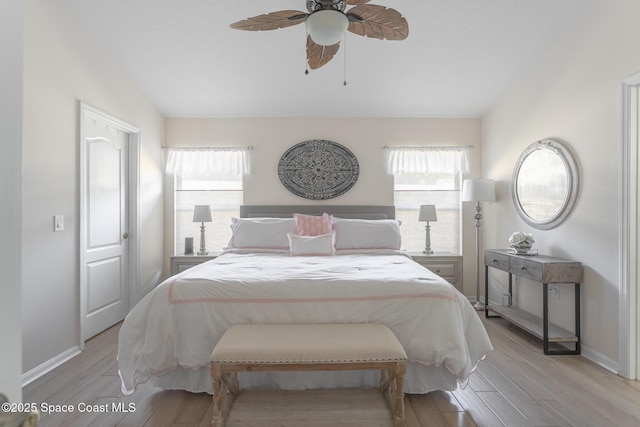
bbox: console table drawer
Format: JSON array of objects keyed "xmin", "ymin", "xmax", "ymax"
[
  {"xmin": 484, "ymin": 252, "xmax": 509, "ymax": 271},
  {"xmin": 510, "ymin": 257, "xmax": 543, "ymax": 281}
]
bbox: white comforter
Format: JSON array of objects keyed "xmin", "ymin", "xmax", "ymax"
[{"xmin": 118, "ymin": 251, "xmax": 492, "ymax": 395}]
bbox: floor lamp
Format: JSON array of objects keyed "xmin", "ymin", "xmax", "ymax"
[{"xmin": 461, "ymin": 179, "xmax": 496, "ymax": 310}]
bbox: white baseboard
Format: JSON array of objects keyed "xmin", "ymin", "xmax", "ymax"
[
  {"xmin": 22, "ymin": 346, "xmax": 81, "ymax": 387},
  {"xmin": 580, "ymin": 345, "xmax": 618, "ymax": 375},
  {"xmin": 466, "ymin": 295, "xmax": 486, "ymax": 304}
]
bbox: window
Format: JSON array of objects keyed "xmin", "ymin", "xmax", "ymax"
[
  {"xmin": 166, "ymin": 147, "xmax": 250, "ymax": 254},
  {"xmin": 394, "ymin": 172, "xmax": 462, "ymax": 253},
  {"xmin": 386, "ymin": 146, "xmax": 470, "ymax": 254},
  {"xmin": 174, "ymin": 173, "xmax": 242, "ymax": 254}
]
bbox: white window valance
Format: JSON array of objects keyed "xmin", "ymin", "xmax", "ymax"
[
  {"xmin": 385, "ymin": 146, "xmax": 470, "ymax": 175},
  {"xmin": 165, "ymin": 147, "xmax": 251, "ymax": 177}
]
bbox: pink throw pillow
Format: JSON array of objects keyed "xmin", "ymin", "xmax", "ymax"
[{"xmin": 293, "ymin": 213, "xmax": 333, "ymax": 236}]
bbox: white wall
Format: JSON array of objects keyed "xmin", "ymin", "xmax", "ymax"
[
  {"xmin": 164, "ymin": 117, "xmax": 484, "ymax": 295},
  {"xmin": 0, "ymin": 1, "xmax": 24, "ymax": 403},
  {"xmin": 21, "ymin": 0, "xmax": 164, "ymax": 375},
  {"xmin": 482, "ymin": 0, "xmax": 640, "ymax": 370}
]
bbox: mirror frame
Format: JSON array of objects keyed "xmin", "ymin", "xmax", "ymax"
[{"xmin": 512, "ymin": 139, "xmax": 579, "ymax": 230}]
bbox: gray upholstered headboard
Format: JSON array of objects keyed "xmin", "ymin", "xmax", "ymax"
[{"xmin": 240, "ymin": 205, "xmax": 395, "ymax": 220}]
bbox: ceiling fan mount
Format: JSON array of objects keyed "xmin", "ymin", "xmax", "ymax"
[
  {"xmin": 306, "ymin": 0, "xmax": 347, "ymax": 13},
  {"xmin": 230, "ymin": 0, "xmax": 408, "ymax": 71}
]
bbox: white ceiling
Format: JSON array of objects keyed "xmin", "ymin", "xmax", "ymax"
[{"xmin": 60, "ymin": 0, "xmax": 593, "ymax": 118}]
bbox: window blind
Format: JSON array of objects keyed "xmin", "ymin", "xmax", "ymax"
[
  {"xmin": 165, "ymin": 147, "xmax": 251, "ymax": 177},
  {"xmin": 385, "ymin": 146, "xmax": 470, "ymax": 175}
]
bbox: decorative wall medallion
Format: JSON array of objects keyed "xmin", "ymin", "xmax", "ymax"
[{"xmin": 278, "ymin": 139, "xmax": 359, "ymax": 200}]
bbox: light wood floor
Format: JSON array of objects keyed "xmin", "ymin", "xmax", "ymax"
[{"xmin": 24, "ymin": 315, "xmax": 640, "ymax": 427}]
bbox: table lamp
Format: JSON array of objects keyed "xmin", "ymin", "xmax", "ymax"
[
  {"xmin": 193, "ymin": 205, "xmax": 212, "ymax": 255},
  {"xmin": 418, "ymin": 205, "xmax": 438, "ymax": 255}
]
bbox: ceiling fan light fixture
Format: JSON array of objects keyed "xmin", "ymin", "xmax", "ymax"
[{"xmin": 306, "ymin": 10, "xmax": 348, "ymax": 46}]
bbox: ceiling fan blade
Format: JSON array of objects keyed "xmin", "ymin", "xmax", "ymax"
[
  {"xmin": 346, "ymin": 0, "xmax": 372, "ymax": 5},
  {"xmin": 306, "ymin": 36, "xmax": 340, "ymax": 70},
  {"xmin": 230, "ymin": 10, "xmax": 307, "ymax": 31},
  {"xmin": 347, "ymin": 5, "xmax": 408, "ymax": 40}
]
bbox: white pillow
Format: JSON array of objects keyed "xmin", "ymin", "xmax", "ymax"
[
  {"xmin": 288, "ymin": 232, "xmax": 336, "ymax": 256},
  {"xmin": 228, "ymin": 217, "xmax": 295, "ymax": 249},
  {"xmin": 332, "ymin": 218, "xmax": 402, "ymax": 250}
]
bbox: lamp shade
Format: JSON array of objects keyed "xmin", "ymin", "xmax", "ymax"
[
  {"xmin": 306, "ymin": 10, "xmax": 349, "ymax": 46},
  {"xmin": 461, "ymin": 179, "xmax": 496, "ymax": 202},
  {"xmin": 418, "ymin": 205, "xmax": 438, "ymax": 222},
  {"xmin": 193, "ymin": 205, "xmax": 212, "ymax": 223}
]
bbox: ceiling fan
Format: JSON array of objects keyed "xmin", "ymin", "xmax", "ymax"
[{"xmin": 230, "ymin": 0, "xmax": 409, "ymax": 70}]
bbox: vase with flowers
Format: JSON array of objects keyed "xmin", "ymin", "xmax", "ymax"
[{"xmin": 508, "ymin": 232, "xmax": 535, "ymax": 255}]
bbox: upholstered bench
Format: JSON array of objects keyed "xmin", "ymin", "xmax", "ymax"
[{"xmin": 210, "ymin": 323, "xmax": 407, "ymax": 427}]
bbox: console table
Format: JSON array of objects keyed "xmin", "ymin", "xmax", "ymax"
[{"xmin": 484, "ymin": 249, "xmax": 582, "ymax": 355}]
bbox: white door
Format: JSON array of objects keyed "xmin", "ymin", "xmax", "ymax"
[{"xmin": 82, "ymin": 109, "xmax": 130, "ymax": 340}]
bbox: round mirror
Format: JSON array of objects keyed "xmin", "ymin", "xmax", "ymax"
[{"xmin": 512, "ymin": 139, "xmax": 579, "ymax": 229}]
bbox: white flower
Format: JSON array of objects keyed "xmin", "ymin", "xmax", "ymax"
[{"xmin": 509, "ymin": 232, "xmax": 535, "ymax": 245}]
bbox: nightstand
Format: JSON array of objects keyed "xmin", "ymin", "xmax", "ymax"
[
  {"xmin": 410, "ymin": 252, "xmax": 463, "ymax": 292},
  {"xmin": 170, "ymin": 254, "xmax": 220, "ymax": 276}
]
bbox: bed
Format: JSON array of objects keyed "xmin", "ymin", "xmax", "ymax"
[{"xmin": 117, "ymin": 205, "xmax": 492, "ymax": 396}]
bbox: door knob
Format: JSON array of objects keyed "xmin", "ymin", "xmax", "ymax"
[{"xmin": 122, "ymin": 232, "xmax": 129, "ymax": 239}]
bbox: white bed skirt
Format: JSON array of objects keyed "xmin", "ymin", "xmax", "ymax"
[{"xmin": 149, "ymin": 361, "xmax": 460, "ymax": 395}]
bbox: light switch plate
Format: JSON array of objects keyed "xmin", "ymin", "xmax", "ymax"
[{"xmin": 54, "ymin": 215, "xmax": 64, "ymax": 232}]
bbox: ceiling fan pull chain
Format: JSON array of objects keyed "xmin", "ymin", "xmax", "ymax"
[{"xmin": 343, "ymin": 34, "xmax": 347, "ymax": 86}]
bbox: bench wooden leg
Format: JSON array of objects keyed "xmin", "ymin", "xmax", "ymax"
[
  {"xmin": 212, "ymin": 365, "xmax": 239, "ymax": 427},
  {"xmin": 380, "ymin": 368, "xmax": 390, "ymax": 393},
  {"xmin": 381, "ymin": 368, "xmax": 393, "ymax": 408},
  {"xmin": 381, "ymin": 364, "xmax": 406, "ymax": 427},
  {"xmin": 393, "ymin": 362, "xmax": 406, "ymax": 427},
  {"xmin": 226, "ymin": 372, "xmax": 239, "ymax": 397},
  {"xmin": 211, "ymin": 364, "xmax": 224, "ymax": 427}
]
